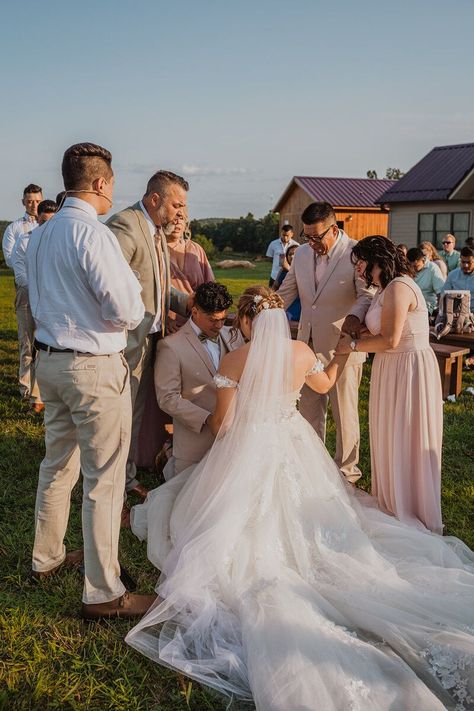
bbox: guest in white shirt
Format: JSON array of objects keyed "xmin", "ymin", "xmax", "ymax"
[
  {"xmin": 12, "ymin": 199, "xmax": 57, "ymax": 410},
  {"xmin": 106, "ymin": 172, "xmax": 192, "ymax": 514},
  {"xmin": 27, "ymin": 142, "xmax": 154, "ymax": 621},
  {"xmin": 2, "ymin": 183, "xmax": 43, "ymax": 267},
  {"xmin": 266, "ymin": 224, "xmax": 299, "ymax": 287}
]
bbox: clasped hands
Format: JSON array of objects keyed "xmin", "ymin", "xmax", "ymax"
[{"xmin": 335, "ymin": 315, "xmax": 368, "ymax": 354}]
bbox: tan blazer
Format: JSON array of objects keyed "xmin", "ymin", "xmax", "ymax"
[
  {"xmin": 155, "ymin": 320, "xmax": 243, "ymax": 466},
  {"xmin": 278, "ymin": 233, "xmax": 374, "ymax": 365},
  {"xmin": 107, "ymin": 203, "xmax": 188, "ymax": 370}
]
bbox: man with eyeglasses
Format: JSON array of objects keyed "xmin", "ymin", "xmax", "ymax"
[
  {"xmin": 439, "ymin": 234, "xmax": 461, "ymax": 273},
  {"xmin": 278, "ymin": 202, "xmax": 374, "ymax": 484}
]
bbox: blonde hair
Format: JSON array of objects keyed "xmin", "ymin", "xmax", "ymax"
[
  {"xmin": 232, "ymin": 285, "xmax": 284, "ymax": 339},
  {"xmin": 420, "ymin": 241, "xmax": 441, "ymax": 261}
]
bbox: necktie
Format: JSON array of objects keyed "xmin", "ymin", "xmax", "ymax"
[
  {"xmin": 199, "ymin": 333, "xmax": 219, "ymax": 344},
  {"xmin": 154, "ymin": 230, "xmax": 167, "ymax": 333}
]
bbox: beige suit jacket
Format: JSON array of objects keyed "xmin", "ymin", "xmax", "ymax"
[
  {"xmin": 107, "ymin": 202, "xmax": 188, "ymax": 370},
  {"xmin": 155, "ymin": 320, "xmax": 243, "ymax": 465},
  {"xmin": 278, "ymin": 232, "xmax": 374, "ymax": 365}
]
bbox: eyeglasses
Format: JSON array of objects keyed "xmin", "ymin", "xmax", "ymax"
[
  {"xmin": 300, "ymin": 224, "xmax": 336, "ymax": 243},
  {"xmin": 442, "ymin": 241, "xmax": 453, "ymax": 245}
]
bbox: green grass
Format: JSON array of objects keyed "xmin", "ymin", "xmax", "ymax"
[{"xmin": 0, "ymin": 261, "xmax": 473, "ymax": 709}]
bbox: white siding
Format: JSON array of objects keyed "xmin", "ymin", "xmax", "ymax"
[{"xmin": 388, "ymin": 202, "xmax": 474, "ymax": 248}]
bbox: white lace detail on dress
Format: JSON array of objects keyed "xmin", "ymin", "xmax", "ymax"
[
  {"xmin": 214, "ymin": 373, "xmax": 238, "ymax": 389},
  {"xmin": 421, "ymin": 642, "xmax": 473, "ymax": 710},
  {"xmin": 305, "ymin": 359, "xmax": 324, "ymax": 377}
]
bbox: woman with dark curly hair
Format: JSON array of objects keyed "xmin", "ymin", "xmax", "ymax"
[{"xmin": 336, "ymin": 236, "xmax": 443, "ymax": 534}]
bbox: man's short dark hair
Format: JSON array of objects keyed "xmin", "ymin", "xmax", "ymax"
[
  {"xmin": 145, "ymin": 170, "xmax": 189, "ymax": 197},
  {"xmin": 61, "ymin": 142, "xmax": 113, "ymax": 191},
  {"xmin": 38, "ymin": 199, "xmax": 58, "ymax": 215},
  {"xmin": 194, "ymin": 282, "xmax": 233, "ymax": 313},
  {"xmin": 301, "ymin": 202, "xmax": 336, "ymax": 225},
  {"xmin": 23, "ymin": 183, "xmax": 42, "ymax": 196},
  {"xmin": 407, "ymin": 247, "xmax": 425, "ymax": 262},
  {"xmin": 56, "ymin": 191, "xmax": 66, "ymax": 207},
  {"xmin": 282, "ymin": 224, "xmax": 293, "ymax": 232},
  {"xmin": 460, "ymin": 246, "xmax": 474, "ymax": 258}
]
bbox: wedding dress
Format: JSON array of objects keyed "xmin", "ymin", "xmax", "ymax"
[{"xmin": 126, "ymin": 307, "xmax": 474, "ymax": 711}]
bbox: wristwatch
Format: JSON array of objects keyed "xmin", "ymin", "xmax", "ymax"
[{"xmin": 350, "ymin": 339, "xmax": 358, "ymax": 351}]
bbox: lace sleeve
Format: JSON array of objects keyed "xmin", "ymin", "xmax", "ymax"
[
  {"xmin": 214, "ymin": 373, "xmax": 239, "ymax": 389},
  {"xmin": 305, "ymin": 359, "xmax": 325, "ymax": 377}
]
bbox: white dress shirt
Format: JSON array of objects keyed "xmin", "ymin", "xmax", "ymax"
[
  {"xmin": 11, "ymin": 229, "xmax": 32, "ymax": 287},
  {"xmin": 190, "ymin": 318, "xmax": 221, "ymax": 370},
  {"xmin": 2, "ymin": 213, "xmax": 38, "ymax": 267},
  {"xmin": 266, "ymin": 238, "xmax": 299, "ymax": 280},
  {"xmin": 138, "ymin": 200, "xmax": 163, "ymax": 334},
  {"xmin": 26, "ymin": 197, "xmax": 144, "ymax": 354}
]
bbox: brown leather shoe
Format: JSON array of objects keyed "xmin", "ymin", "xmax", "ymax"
[
  {"xmin": 81, "ymin": 592, "xmax": 157, "ymax": 621},
  {"xmin": 31, "ymin": 548, "xmax": 84, "ymax": 580},
  {"xmin": 128, "ymin": 483, "xmax": 149, "ymax": 499}
]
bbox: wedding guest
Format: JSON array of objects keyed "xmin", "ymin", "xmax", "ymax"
[
  {"xmin": 337, "ymin": 236, "xmax": 443, "ymax": 533},
  {"xmin": 278, "ymin": 202, "xmax": 373, "ymax": 483},
  {"xmin": 439, "ymin": 233, "xmax": 461, "ymax": 272},
  {"xmin": 11, "ymin": 199, "xmax": 58, "ymax": 410},
  {"xmin": 266, "ymin": 224, "xmax": 298, "ymax": 287},
  {"xmin": 2, "ymin": 183, "xmax": 42, "ymax": 267},
  {"xmin": 442, "ymin": 246, "xmax": 474, "ymax": 310},
  {"xmin": 420, "ymin": 241, "xmax": 448, "ymax": 278},
  {"xmin": 167, "ymin": 215, "xmax": 214, "ymax": 330},
  {"xmin": 107, "ymin": 172, "xmax": 192, "ymax": 512},
  {"xmin": 27, "ymin": 142, "xmax": 154, "ymax": 618},
  {"xmin": 406, "ymin": 246, "xmax": 445, "ymax": 316},
  {"xmin": 274, "ymin": 244, "xmax": 301, "ymax": 321},
  {"xmin": 396, "ymin": 243, "xmax": 408, "ymax": 256},
  {"xmin": 155, "ymin": 282, "xmax": 241, "ymax": 479}
]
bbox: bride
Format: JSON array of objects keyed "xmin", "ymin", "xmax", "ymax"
[{"xmin": 126, "ymin": 286, "xmax": 474, "ymax": 711}]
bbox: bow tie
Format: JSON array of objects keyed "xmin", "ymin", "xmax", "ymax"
[{"xmin": 198, "ymin": 333, "xmax": 219, "ymax": 344}]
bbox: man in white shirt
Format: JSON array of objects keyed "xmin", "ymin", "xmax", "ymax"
[
  {"xmin": 155, "ymin": 282, "xmax": 241, "ymax": 478},
  {"xmin": 107, "ymin": 172, "xmax": 191, "ymax": 508},
  {"xmin": 11, "ymin": 199, "xmax": 58, "ymax": 410},
  {"xmin": 27, "ymin": 142, "xmax": 154, "ymax": 620},
  {"xmin": 2, "ymin": 183, "xmax": 43, "ymax": 267},
  {"xmin": 266, "ymin": 225, "xmax": 299, "ymax": 287}
]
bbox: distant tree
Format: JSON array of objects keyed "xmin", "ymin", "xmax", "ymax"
[
  {"xmin": 366, "ymin": 170, "xmax": 378, "ymax": 179},
  {"xmin": 193, "ymin": 233, "xmax": 217, "ymax": 259},
  {"xmin": 190, "ymin": 212, "xmax": 279, "ymax": 255},
  {"xmin": 385, "ymin": 167, "xmax": 405, "ymax": 180}
]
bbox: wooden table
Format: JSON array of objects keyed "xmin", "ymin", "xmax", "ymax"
[
  {"xmin": 431, "ymin": 331, "xmax": 474, "ymax": 351},
  {"xmin": 430, "ymin": 343, "xmax": 470, "ymax": 399}
]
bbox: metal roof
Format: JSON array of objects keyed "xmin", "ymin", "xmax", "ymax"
[
  {"xmin": 377, "ymin": 143, "xmax": 474, "ymax": 204},
  {"xmin": 274, "ymin": 177, "xmax": 396, "ymax": 212}
]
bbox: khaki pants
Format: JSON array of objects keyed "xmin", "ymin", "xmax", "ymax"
[
  {"xmin": 299, "ymin": 362, "xmax": 363, "ymax": 481},
  {"xmin": 15, "ymin": 285, "xmax": 41, "ymax": 403},
  {"xmin": 125, "ymin": 334, "xmax": 157, "ymax": 492},
  {"xmin": 32, "ymin": 350, "xmax": 130, "ymax": 604}
]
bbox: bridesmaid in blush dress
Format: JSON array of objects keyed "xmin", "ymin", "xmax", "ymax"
[{"xmin": 336, "ymin": 236, "xmax": 443, "ymax": 534}]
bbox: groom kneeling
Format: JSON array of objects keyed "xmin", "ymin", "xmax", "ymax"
[{"xmin": 155, "ymin": 282, "xmax": 241, "ymax": 478}]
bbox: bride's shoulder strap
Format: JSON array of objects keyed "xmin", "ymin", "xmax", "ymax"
[{"xmin": 214, "ymin": 373, "xmax": 239, "ymax": 389}]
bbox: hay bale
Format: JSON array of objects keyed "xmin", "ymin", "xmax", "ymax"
[{"xmin": 215, "ymin": 260, "xmax": 256, "ymax": 269}]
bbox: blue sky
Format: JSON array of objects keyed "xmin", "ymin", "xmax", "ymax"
[{"xmin": 1, "ymin": 0, "xmax": 473, "ymax": 219}]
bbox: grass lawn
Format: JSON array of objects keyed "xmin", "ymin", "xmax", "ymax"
[{"xmin": 0, "ymin": 261, "xmax": 473, "ymax": 710}]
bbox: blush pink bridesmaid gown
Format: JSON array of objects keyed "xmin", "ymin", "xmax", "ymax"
[{"xmin": 365, "ymin": 276, "xmax": 443, "ymax": 534}]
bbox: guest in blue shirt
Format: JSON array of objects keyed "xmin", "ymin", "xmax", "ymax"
[
  {"xmin": 442, "ymin": 246, "xmax": 474, "ymax": 310},
  {"xmin": 407, "ymin": 247, "xmax": 445, "ymax": 315}
]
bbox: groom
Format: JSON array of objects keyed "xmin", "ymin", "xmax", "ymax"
[{"xmin": 155, "ymin": 282, "xmax": 241, "ymax": 478}]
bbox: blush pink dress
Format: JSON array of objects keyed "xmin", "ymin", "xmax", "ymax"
[{"xmin": 365, "ymin": 276, "xmax": 443, "ymax": 534}]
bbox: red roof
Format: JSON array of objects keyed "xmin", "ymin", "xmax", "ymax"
[{"xmin": 274, "ymin": 176, "xmax": 396, "ymax": 211}]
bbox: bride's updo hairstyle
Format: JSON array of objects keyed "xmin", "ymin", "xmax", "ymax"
[{"xmin": 232, "ymin": 285, "xmax": 284, "ymax": 339}]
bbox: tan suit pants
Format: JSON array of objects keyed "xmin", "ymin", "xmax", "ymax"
[
  {"xmin": 125, "ymin": 334, "xmax": 157, "ymax": 491},
  {"xmin": 32, "ymin": 350, "xmax": 130, "ymax": 604},
  {"xmin": 15, "ymin": 285, "xmax": 41, "ymax": 403},
  {"xmin": 299, "ymin": 361, "xmax": 363, "ymax": 481}
]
